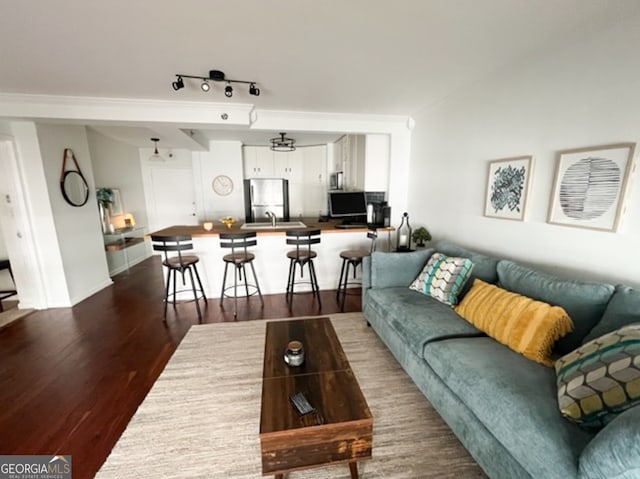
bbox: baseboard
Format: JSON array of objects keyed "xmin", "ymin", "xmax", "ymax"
[{"xmin": 69, "ymin": 278, "xmax": 114, "ymax": 306}]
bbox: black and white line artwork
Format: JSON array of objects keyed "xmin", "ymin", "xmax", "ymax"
[
  {"xmin": 559, "ymin": 157, "xmax": 620, "ymax": 220},
  {"xmin": 484, "ymin": 156, "xmax": 533, "ymax": 221},
  {"xmin": 548, "ymin": 143, "xmax": 636, "ymax": 232}
]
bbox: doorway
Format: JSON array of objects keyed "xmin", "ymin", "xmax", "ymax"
[
  {"xmin": 0, "ymin": 137, "xmax": 45, "ymax": 321},
  {"xmin": 0, "ymin": 221, "xmax": 18, "ymax": 313}
]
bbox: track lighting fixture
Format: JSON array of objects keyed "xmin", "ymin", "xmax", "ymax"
[
  {"xmin": 172, "ymin": 76, "xmax": 184, "ymax": 91},
  {"xmin": 149, "ymin": 138, "xmax": 166, "ymax": 162},
  {"xmin": 270, "ymin": 132, "xmax": 296, "ymax": 152},
  {"xmin": 171, "ymin": 69, "xmax": 260, "ymax": 98}
]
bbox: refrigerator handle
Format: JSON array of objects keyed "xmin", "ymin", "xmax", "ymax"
[{"xmin": 250, "ymin": 184, "xmax": 254, "ymax": 204}]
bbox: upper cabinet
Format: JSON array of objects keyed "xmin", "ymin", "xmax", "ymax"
[
  {"xmin": 334, "ymin": 135, "xmax": 365, "ymax": 190},
  {"xmin": 243, "ymin": 146, "xmax": 274, "ymax": 178},
  {"xmin": 332, "ymin": 134, "xmax": 389, "ymax": 192},
  {"xmin": 273, "ymin": 151, "xmax": 304, "ymax": 183}
]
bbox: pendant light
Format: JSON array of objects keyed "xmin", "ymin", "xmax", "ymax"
[
  {"xmin": 270, "ymin": 132, "xmax": 296, "ymax": 152},
  {"xmin": 149, "ymin": 138, "xmax": 166, "ymax": 162}
]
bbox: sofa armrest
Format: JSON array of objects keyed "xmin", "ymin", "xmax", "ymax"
[
  {"xmin": 366, "ymin": 249, "xmax": 434, "ymax": 289},
  {"xmin": 579, "ymin": 406, "xmax": 640, "ymax": 479}
]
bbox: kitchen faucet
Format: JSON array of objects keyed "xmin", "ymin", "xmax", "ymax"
[{"xmin": 265, "ymin": 210, "xmax": 277, "ymax": 227}]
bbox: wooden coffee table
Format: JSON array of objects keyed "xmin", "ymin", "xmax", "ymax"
[{"xmin": 260, "ymin": 317, "xmax": 372, "ymax": 478}]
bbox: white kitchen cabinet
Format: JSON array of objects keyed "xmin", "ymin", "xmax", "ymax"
[
  {"xmin": 302, "ymin": 146, "xmax": 328, "ymax": 215},
  {"xmin": 243, "ymin": 146, "xmax": 274, "ymax": 178},
  {"xmin": 273, "ymin": 150, "xmax": 304, "ymax": 183},
  {"xmin": 333, "ymin": 135, "xmax": 347, "ymax": 173},
  {"xmin": 333, "ymin": 135, "xmax": 365, "ymax": 190}
]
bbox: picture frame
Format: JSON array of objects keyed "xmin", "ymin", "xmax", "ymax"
[
  {"xmin": 110, "ymin": 188, "xmax": 124, "ymax": 216},
  {"xmin": 547, "ymin": 143, "xmax": 636, "ymax": 232},
  {"xmin": 484, "ymin": 156, "xmax": 533, "ymax": 221}
]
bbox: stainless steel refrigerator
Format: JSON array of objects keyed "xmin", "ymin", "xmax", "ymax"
[{"xmin": 244, "ymin": 178, "xmax": 290, "ymax": 222}]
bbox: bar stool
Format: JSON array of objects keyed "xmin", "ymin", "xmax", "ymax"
[
  {"xmin": 0, "ymin": 259, "xmax": 17, "ymax": 313},
  {"xmin": 151, "ymin": 234, "xmax": 207, "ymax": 320},
  {"xmin": 219, "ymin": 231, "xmax": 263, "ymax": 317},
  {"xmin": 285, "ymin": 229, "xmax": 321, "ymax": 306},
  {"xmin": 336, "ymin": 229, "xmax": 377, "ymax": 311}
]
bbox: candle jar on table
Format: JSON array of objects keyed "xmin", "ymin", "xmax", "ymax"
[{"xmin": 396, "ymin": 212, "xmax": 412, "ymax": 251}]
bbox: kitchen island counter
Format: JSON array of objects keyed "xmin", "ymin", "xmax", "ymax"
[
  {"xmin": 149, "ymin": 220, "xmax": 393, "ymax": 300},
  {"xmin": 150, "ymin": 219, "xmax": 384, "ymax": 237}
]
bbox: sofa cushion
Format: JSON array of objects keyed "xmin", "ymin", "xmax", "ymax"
[
  {"xmin": 583, "ymin": 285, "xmax": 640, "ymax": 343},
  {"xmin": 434, "ymin": 240, "xmax": 500, "ymax": 284},
  {"xmin": 555, "ymin": 324, "xmax": 640, "ymax": 429},
  {"xmin": 497, "ymin": 260, "xmax": 615, "ymax": 355},
  {"xmin": 455, "ymin": 279, "xmax": 573, "ymax": 366},
  {"xmin": 409, "ymin": 252, "xmax": 474, "ymax": 306},
  {"xmin": 424, "ymin": 337, "xmax": 595, "ymax": 478},
  {"xmin": 579, "ymin": 404, "xmax": 640, "ymax": 479},
  {"xmin": 365, "ymin": 287, "xmax": 484, "ymax": 358},
  {"xmin": 370, "ymin": 249, "xmax": 435, "ymax": 289}
]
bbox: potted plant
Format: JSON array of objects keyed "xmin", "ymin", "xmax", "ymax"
[{"xmin": 412, "ymin": 226, "xmax": 432, "ymax": 248}]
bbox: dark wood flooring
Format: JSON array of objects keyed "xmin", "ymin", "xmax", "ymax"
[{"xmin": 0, "ymin": 256, "xmax": 362, "ymax": 479}]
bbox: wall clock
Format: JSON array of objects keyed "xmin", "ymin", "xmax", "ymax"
[{"xmin": 212, "ymin": 175, "xmax": 234, "ymax": 196}]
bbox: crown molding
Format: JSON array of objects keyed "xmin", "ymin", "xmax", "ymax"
[
  {"xmin": 250, "ymin": 109, "xmax": 413, "ymax": 135},
  {"xmin": 0, "ymin": 93, "xmax": 256, "ymax": 126}
]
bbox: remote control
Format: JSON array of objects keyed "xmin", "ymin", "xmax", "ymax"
[{"xmin": 289, "ymin": 391, "xmax": 315, "ymax": 416}]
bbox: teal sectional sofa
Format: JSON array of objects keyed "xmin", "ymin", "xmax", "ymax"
[{"xmin": 361, "ymin": 241, "xmax": 640, "ymax": 479}]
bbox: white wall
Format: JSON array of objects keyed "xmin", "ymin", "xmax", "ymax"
[
  {"xmin": 9, "ymin": 122, "xmax": 70, "ymax": 307},
  {"xmin": 364, "ymin": 134, "xmax": 390, "ymax": 192},
  {"xmin": 35, "ymin": 124, "xmax": 112, "ymax": 303},
  {"xmin": 194, "ymin": 141, "xmax": 245, "ymax": 222},
  {"xmin": 87, "ymin": 127, "xmax": 149, "ymax": 228},
  {"xmin": 409, "ymin": 14, "xmax": 640, "ymax": 288}
]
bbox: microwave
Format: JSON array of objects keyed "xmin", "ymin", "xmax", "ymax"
[{"xmin": 330, "ymin": 171, "xmax": 344, "ymax": 190}]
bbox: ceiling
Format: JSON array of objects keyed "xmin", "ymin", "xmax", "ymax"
[{"xmin": 2, "ymin": 0, "xmax": 640, "ymax": 147}]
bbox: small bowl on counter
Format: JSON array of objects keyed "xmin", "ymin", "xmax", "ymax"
[
  {"xmin": 202, "ymin": 221, "xmax": 214, "ymax": 231},
  {"xmin": 219, "ymin": 217, "xmax": 236, "ymax": 229}
]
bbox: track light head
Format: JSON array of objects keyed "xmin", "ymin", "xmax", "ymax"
[
  {"xmin": 225, "ymin": 83, "xmax": 233, "ymax": 98},
  {"xmin": 249, "ymin": 83, "xmax": 260, "ymax": 96},
  {"xmin": 201, "ymin": 80, "xmax": 210, "ymax": 92},
  {"xmin": 172, "ymin": 76, "xmax": 184, "ymax": 91}
]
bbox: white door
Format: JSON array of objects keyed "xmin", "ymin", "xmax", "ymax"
[{"xmin": 149, "ymin": 167, "xmax": 198, "ymax": 230}]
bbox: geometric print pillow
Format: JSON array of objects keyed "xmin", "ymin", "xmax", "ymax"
[
  {"xmin": 555, "ymin": 323, "xmax": 640, "ymax": 429},
  {"xmin": 409, "ymin": 252, "xmax": 474, "ymax": 306}
]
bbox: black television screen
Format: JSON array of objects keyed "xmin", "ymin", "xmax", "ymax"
[{"xmin": 328, "ymin": 191, "xmax": 367, "ymax": 217}]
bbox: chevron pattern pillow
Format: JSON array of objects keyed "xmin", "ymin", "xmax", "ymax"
[
  {"xmin": 409, "ymin": 252, "xmax": 474, "ymax": 305},
  {"xmin": 555, "ymin": 323, "xmax": 640, "ymax": 429}
]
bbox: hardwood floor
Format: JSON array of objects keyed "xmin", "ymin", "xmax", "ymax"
[{"xmin": 0, "ymin": 256, "xmax": 362, "ymax": 479}]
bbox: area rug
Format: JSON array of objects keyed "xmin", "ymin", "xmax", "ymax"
[{"xmin": 96, "ymin": 313, "xmax": 486, "ymax": 478}]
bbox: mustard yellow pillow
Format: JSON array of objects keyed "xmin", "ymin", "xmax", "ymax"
[{"xmin": 454, "ymin": 279, "xmax": 574, "ymax": 366}]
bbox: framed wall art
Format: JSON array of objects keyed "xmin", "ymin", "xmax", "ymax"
[
  {"xmin": 547, "ymin": 143, "xmax": 636, "ymax": 232},
  {"xmin": 484, "ymin": 156, "xmax": 533, "ymax": 221}
]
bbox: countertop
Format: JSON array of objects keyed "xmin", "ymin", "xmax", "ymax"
[{"xmin": 150, "ymin": 219, "xmax": 393, "ymax": 238}]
